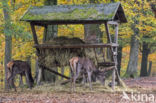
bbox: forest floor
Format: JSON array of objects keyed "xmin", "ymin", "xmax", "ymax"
[{"xmin": 0, "ymin": 77, "xmax": 156, "ymax": 103}]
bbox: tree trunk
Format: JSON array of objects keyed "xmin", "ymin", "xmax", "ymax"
[
  {"xmin": 126, "ymin": 33, "xmax": 139, "ymax": 77},
  {"xmin": 2, "ymin": 0, "xmax": 12, "ymax": 90},
  {"xmin": 148, "ymin": 61, "xmax": 152, "ymax": 76},
  {"xmin": 140, "ymin": 42, "xmax": 149, "ymax": 77},
  {"xmin": 117, "ymin": 46, "xmax": 122, "ymax": 76},
  {"xmin": 36, "ymin": 0, "xmax": 58, "ymax": 84}
]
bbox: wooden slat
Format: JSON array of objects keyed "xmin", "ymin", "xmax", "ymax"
[
  {"xmin": 30, "ymin": 20, "xmax": 108, "ymax": 26},
  {"xmin": 40, "ymin": 64, "xmax": 70, "ymax": 80},
  {"xmin": 98, "ymin": 62, "xmax": 115, "ymax": 67},
  {"xmin": 93, "ymin": 48, "xmax": 98, "ymax": 63},
  {"xmin": 102, "ymin": 47, "xmax": 106, "ymax": 62},
  {"xmin": 34, "ymin": 43, "xmax": 118, "ymax": 49},
  {"xmin": 108, "ymin": 21, "xmax": 118, "ymax": 25}
]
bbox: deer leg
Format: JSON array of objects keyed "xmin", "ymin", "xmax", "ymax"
[
  {"xmin": 19, "ymin": 74, "xmax": 23, "ymax": 87},
  {"xmin": 19, "ymin": 74, "xmax": 24, "ymax": 91},
  {"xmin": 8, "ymin": 73, "xmax": 16, "ymax": 92},
  {"xmin": 25, "ymin": 71, "xmax": 32, "ymax": 89},
  {"xmin": 87, "ymin": 71, "xmax": 92, "ymax": 90},
  {"xmin": 73, "ymin": 63, "xmax": 82, "ymax": 92},
  {"xmin": 82, "ymin": 73, "xmax": 86, "ymax": 85}
]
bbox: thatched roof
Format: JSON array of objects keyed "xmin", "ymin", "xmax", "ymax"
[{"xmin": 20, "ymin": 2, "xmax": 127, "ymax": 25}]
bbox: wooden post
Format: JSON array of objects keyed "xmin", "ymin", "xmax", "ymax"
[
  {"xmin": 43, "ymin": 25, "xmax": 48, "ymax": 43},
  {"xmin": 30, "ymin": 22, "xmax": 40, "ymax": 55},
  {"xmin": 40, "ymin": 65, "xmax": 70, "ymax": 80},
  {"xmin": 104, "ymin": 21, "xmax": 122, "ymax": 90},
  {"xmin": 105, "ymin": 22, "xmax": 115, "ymax": 90},
  {"xmin": 102, "ymin": 47, "xmax": 106, "ymax": 62},
  {"xmin": 104, "ymin": 22, "xmax": 112, "ymax": 43},
  {"xmin": 93, "ymin": 48, "xmax": 98, "ymax": 63},
  {"xmin": 114, "ymin": 23, "xmax": 121, "ymax": 85},
  {"xmin": 30, "ymin": 22, "xmax": 41, "ymax": 85}
]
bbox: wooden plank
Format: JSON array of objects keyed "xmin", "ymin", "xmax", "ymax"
[
  {"xmin": 34, "ymin": 43, "xmax": 118, "ymax": 49},
  {"xmin": 30, "ymin": 22, "xmax": 40, "ymax": 54},
  {"xmin": 100, "ymin": 66, "xmax": 115, "ymax": 72},
  {"xmin": 112, "ymin": 68, "xmax": 115, "ymax": 90},
  {"xmin": 93, "ymin": 48, "xmax": 98, "ymax": 63},
  {"xmin": 105, "ymin": 22, "xmax": 116, "ymax": 90},
  {"xmin": 108, "ymin": 21, "xmax": 118, "ymax": 25},
  {"xmin": 39, "ymin": 64, "xmax": 70, "ymax": 80},
  {"xmin": 98, "ymin": 62, "xmax": 115, "ymax": 67},
  {"xmin": 43, "ymin": 25, "xmax": 48, "ymax": 43},
  {"xmin": 102, "ymin": 47, "xmax": 106, "ymax": 62},
  {"xmin": 31, "ymin": 20, "xmax": 108, "ymax": 26},
  {"xmin": 104, "ymin": 22, "xmax": 112, "ymax": 43}
]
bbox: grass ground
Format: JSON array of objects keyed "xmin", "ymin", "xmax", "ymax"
[{"xmin": 0, "ymin": 77, "xmax": 156, "ymax": 103}]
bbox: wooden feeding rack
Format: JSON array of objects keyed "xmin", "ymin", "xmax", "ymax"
[
  {"xmin": 34, "ymin": 43, "xmax": 118, "ymax": 67},
  {"xmin": 20, "ymin": 2, "xmax": 127, "ymax": 90}
]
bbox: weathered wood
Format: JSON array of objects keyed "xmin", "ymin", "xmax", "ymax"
[
  {"xmin": 100, "ymin": 66, "xmax": 115, "ymax": 71},
  {"xmin": 39, "ymin": 64, "xmax": 70, "ymax": 79},
  {"xmin": 112, "ymin": 68, "xmax": 116, "ymax": 90},
  {"xmin": 30, "ymin": 20, "xmax": 110, "ymax": 26},
  {"xmin": 105, "ymin": 21, "xmax": 121, "ymax": 90},
  {"xmin": 30, "ymin": 22, "xmax": 40, "ymax": 54},
  {"xmin": 93, "ymin": 48, "xmax": 98, "ymax": 63},
  {"xmin": 34, "ymin": 43, "xmax": 118, "ymax": 49},
  {"xmin": 20, "ymin": 2, "xmax": 127, "ymax": 23},
  {"xmin": 108, "ymin": 21, "xmax": 118, "ymax": 25},
  {"xmin": 102, "ymin": 47, "xmax": 106, "ymax": 62},
  {"xmin": 104, "ymin": 22, "xmax": 112, "ymax": 43},
  {"xmin": 43, "ymin": 25, "xmax": 48, "ymax": 43},
  {"xmin": 98, "ymin": 62, "xmax": 115, "ymax": 67}
]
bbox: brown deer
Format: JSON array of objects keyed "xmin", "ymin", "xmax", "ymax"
[
  {"xmin": 69, "ymin": 57, "xmax": 105, "ymax": 91},
  {"xmin": 7, "ymin": 60, "xmax": 34, "ymax": 91}
]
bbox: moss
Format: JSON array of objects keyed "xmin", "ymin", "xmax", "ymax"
[{"xmin": 22, "ymin": 7, "xmax": 114, "ymax": 21}]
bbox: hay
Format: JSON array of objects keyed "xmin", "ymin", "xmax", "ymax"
[{"xmin": 38, "ymin": 36, "xmax": 85, "ymax": 69}]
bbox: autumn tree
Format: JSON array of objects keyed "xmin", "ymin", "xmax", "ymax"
[
  {"xmin": 140, "ymin": 0, "xmax": 156, "ymax": 77},
  {"xmin": 124, "ymin": 0, "xmax": 141, "ymax": 77},
  {"xmin": 2, "ymin": 0, "xmax": 12, "ymax": 89}
]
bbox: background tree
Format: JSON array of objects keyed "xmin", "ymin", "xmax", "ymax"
[
  {"xmin": 139, "ymin": 0, "xmax": 156, "ymax": 77},
  {"xmin": 2, "ymin": 0, "xmax": 12, "ymax": 89}
]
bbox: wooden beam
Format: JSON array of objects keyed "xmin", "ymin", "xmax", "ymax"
[
  {"xmin": 43, "ymin": 25, "xmax": 48, "ymax": 43},
  {"xmin": 112, "ymin": 68, "xmax": 115, "ymax": 90},
  {"xmin": 102, "ymin": 47, "xmax": 106, "ymax": 62},
  {"xmin": 30, "ymin": 22, "xmax": 40, "ymax": 54},
  {"xmin": 104, "ymin": 22, "xmax": 116, "ymax": 90},
  {"xmin": 114, "ymin": 23, "xmax": 119, "ymax": 55},
  {"xmin": 114, "ymin": 23, "xmax": 119, "ymax": 45},
  {"xmin": 34, "ymin": 43, "xmax": 118, "ymax": 49},
  {"xmin": 108, "ymin": 21, "xmax": 118, "ymax": 25},
  {"xmin": 26, "ymin": 20, "xmax": 109, "ymax": 25},
  {"xmin": 93, "ymin": 48, "xmax": 98, "ymax": 63},
  {"xmin": 104, "ymin": 22, "xmax": 112, "ymax": 43},
  {"xmin": 39, "ymin": 64, "xmax": 70, "ymax": 80}
]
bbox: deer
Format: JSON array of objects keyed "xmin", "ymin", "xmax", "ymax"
[
  {"xmin": 7, "ymin": 60, "xmax": 34, "ymax": 91},
  {"xmin": 69, "ymin": 57, "xmax": 106, "ymax": 91}
]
